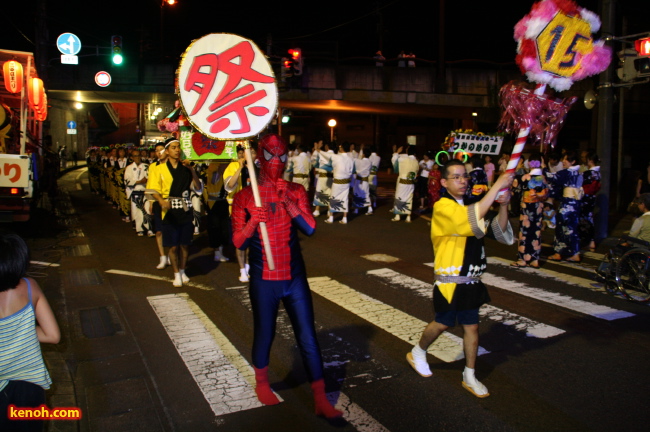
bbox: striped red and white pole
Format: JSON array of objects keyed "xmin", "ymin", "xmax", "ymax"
[{"xmin": 498, "ymin": 83, "xmax": 546, "ymax": 196}]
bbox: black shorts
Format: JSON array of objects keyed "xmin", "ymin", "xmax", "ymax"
[
  {"xmin": 152, "ymin": 201, "xmax": 163, "ymax": 233},
  {"xmin": 162, "ymin": 221, "xmax": 194, "ymax": 247}
]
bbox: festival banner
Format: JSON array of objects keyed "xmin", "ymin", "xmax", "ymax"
[{"xmin": 177, "ymin": 33, "xmax": 278, "ymax": 146}]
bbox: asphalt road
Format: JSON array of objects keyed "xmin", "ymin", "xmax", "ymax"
[{"xmin": 9, "ymin": 168, "xmax": 650, "ymax": 432}]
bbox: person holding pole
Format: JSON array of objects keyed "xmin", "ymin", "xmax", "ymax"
[
  {"xmin": 407, "ymin": 160, "xmax": 514, "ymax": 398},
  {"xmin": 231, "ymin": 134, "xmax": 342, "ymax": 418}
]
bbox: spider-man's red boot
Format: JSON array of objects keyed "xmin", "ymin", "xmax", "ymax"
[
  {"xmin": 311, "ymin": 379, "xmax": 342, "ymax": 418},
  {"xmin": 253, "ymin": 366, "xmax": 280, "ymax": 405}
]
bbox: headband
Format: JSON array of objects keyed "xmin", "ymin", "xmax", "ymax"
[{"xmin": 164, "ymin": 139, "xmax": 179, "ymax": 149}]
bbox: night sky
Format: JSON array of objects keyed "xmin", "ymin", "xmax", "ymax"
[{"xmin": 4, "ymin": 0, "xmax": 649, "ymax": 69}]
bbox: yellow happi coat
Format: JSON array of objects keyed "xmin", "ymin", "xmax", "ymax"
[{"xmin": 431, "ymin": 194, "xmax": 513, "ymax": 312}]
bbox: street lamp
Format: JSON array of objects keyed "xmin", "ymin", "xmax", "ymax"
[{"xmin": 328, "ymin": 119, "xmax": 337, "ymax": 143}]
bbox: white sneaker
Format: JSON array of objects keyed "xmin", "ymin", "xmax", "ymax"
[
  {"xmin": 239, "ymin": 268, "xmax": 249, "ymax": 283},
  {"xmin": 324, "ymin": 217, "xmax": 333, "ymax": 224},
  {"xmin": 180, "ymin": 271, "xmax": 190, "ymax": 283},
  {"xmin": 214, "ymin": 247, "xmax": 229, "ymax": 262},
  {"xmin": 172, "ymin": 274, "xmax": 183, "ymax": 287},
  {"xmin": 156, "ymin": 256, "xmax": 167, "ymax": 270},
  {"xmin": 339, "ymin": 217, "xmax": 347, "ymax": 224},
  {"xmin": 462, "ymin": 371, "xmax": 489, "ymax": 398},
  {"xmin": 406, "ymin": 352, "xmax": 432, "ymax": 377},
  {"xmin": 147, "ymin": 231, "xmax": 155, "ymax": 237},
  {"xmin": 313, "ymin": 210, "xmax": 320, "ymax": 217},
  {"xmin": 366, "ymin": 208, "xmax": 373, "ymax": 216},
  {"xmin": 193, "ymin": 227, "xmax": 200, "ymax": 236},
  {"xmin": 245, "ymin": 264, "xmax": 250, "ymax": 274}
]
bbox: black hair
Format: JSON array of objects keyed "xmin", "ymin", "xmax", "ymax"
[
  {"xmin": 469, "ymin": 155, "xmax": 484, "ymax": 168},
  {"xmin": 0, "ymin": 230, "xmax": 30, "ymax": 292},
  {"xmin": 588, "ymin": 152, "xmax": 600, "ymax": 165},
  {"xmin": 564, "ymin": 150, "xmax": 578, "ymax": 165},
  {"xmin": 640, "ymin": 193, "xmax": 650, "ymax": 210},
  {"xmin": 407, "ymin": 145, "xmax": 416, "ymax": 156},
  {"xmin": 441, "ymin": 159, "xmax": 465, "ymax": 179},
  {"xmin": 339, "ymin": 142, "xmax": 350, "ymax": 152},
  {"xmin": 529, "ymin": 152, "xmax": 543, "ymax": 164}
]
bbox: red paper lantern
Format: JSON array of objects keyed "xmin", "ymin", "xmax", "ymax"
[
  {"xmin": 27, "ymin": 77, "xmax": 45, "ymax": 109},
  {"xmin": 35, "ymin": 93, "xmax": 47, "ymax": 122},
  {"xmin": 3, "ymin": 60, "xmax": 23, "ymax": 94}
]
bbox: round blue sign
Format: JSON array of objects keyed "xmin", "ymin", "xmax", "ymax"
[
  {"xmin": 57, "ymin": 33, "xmax": 81, "ymax": 56},
  {"xmin": 67, "ymin": 121, "xmax": 77, "ymax": 129}
]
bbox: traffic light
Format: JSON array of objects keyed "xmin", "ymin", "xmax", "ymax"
[
  {"xmin": 288, "ymin": 48, "xmax": 302, "ymax": 76},
  {"xmin": 634, "ymin": 37, "xmax": 650, "ymax": 77},
  {"xmin": 111, "ymin": 35, "xmax": 123, "ymax": 65},
  {"xmin": 281, "ymin": 57, "xmax": 293, "ymax": 81}
]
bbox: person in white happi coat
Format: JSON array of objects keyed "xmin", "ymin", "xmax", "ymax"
[
  {"xmin": 320, "ymin": 142, "xmax": 355, "ymax": 224},
  {"xmin": 124, "ymin": 150, "xmax": 153, "ymax": 236},
  {"xmin": 367, "ymin": 146, "xmax": 381, "ymax": 209},
  {"xmin": 287, "ymin": 144, "xmax": 311, "ymax": 191},
  {"xmin": 311, "ymin": 141, "xmax": 333, "ymax": 216},
  {"xmin": 353, "ymin": 148, "xmax": 373, "ymax": 215},
  {"xmin": 392, "ymin": 145, "xmax": 419, "ymax": 222}
]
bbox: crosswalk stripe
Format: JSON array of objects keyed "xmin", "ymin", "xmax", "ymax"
[
  {"xmin": 487, "ymin": 257, "xmax": 605, "ymax": 293},
  {"xmin": 217, "ymin": 286, "xmax": 392, "ymax": 431},
  {"xmin": 480, "ymin": 271, "xmax": 634, "ymax": 321},
  {"xmin": 106, "ymin": 269, "xmax": 214, "ymax": 291},
  {"xmin": 224, "ymin": 286, "xmax": 393, "ymax": 387},
  {"xmin": 427, "ymin": 259, "xmax": 635, "ymax": 319},
  {"xmin": 361, "ymin": 254, "xmax": 400, "ymax": 263},
  {"xmin": 308, "ymin": 276, "xmax": 489, "ymax": 363},
  {"xmin": 367, "ymin": 268, "xmax": 565, "ymax": 339},
  {"xmin": 148, "ymin": 293, "xmax": 274, "ymax": 416}
]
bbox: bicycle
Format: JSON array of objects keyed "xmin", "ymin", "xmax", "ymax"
[{"xmin": 596, "ymin": 235, "xmax": 650, "ymax": 303}]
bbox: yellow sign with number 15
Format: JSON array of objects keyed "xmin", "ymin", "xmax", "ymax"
[{"xmin": 536, "ymin": 12, "xmax": 593, "ymax": 77}]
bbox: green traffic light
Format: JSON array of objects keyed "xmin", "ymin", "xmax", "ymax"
[{"xmin": 112, "ymin": 54, "xmax": 123, "ymax": 65}]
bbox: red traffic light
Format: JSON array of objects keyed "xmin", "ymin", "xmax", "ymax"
[
  {"xmin": 288, "ymin": 48, "xmax": 301, "ymax": 60},
  {"xmin": 283, "ymin": 59, "xmax": 292, "ymax": 69},
  {"xmin": 635, "ymin": 38, "xmax": 650, "ymax": 56}
]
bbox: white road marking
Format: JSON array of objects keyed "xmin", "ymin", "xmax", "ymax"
[
  {"xmin": 148, "ymin": 293, "xmax": 275, "ymax": 416},
  {"xmin": 488, "ymin": 257, "xmax": 605, "ymax": 293},
  {"xmin": 480, "ymin": 270, "xmax": 634, "ymax": 321},
  {"xmin": 105, "ymin": 269, "xmax": 214, "ymax": 291},
  {"xmin": 308, "ymin": 276, "xmax": 488, "ymax": 363},
  {"xmin": 330, "ymin": 391, "xmax": 390, "ymax": 432},
  {"xmin": 367, "ymin": 268, "xmax": 565, "ymax": 339},
  {"xmin": 30, "ymin": 260, "xmax": 60, "ymax": 267},
  {"xmin": 361, "ymin": 254, "xmax": 400, "ymax": 263}
]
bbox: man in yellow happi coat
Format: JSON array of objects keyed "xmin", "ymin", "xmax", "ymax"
[{"xmin": 406, "ymin": 159, "xmax": 514, "ymax": 398}]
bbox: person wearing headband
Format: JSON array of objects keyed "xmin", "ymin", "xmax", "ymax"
[{"xmin": 146, "ymin": 139, "xmax": 202, "ymax": 286}]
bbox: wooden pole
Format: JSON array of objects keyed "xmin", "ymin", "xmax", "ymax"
[{"xmin": 243, "ymin": 140, "xmax": 275, "ymax": 270}]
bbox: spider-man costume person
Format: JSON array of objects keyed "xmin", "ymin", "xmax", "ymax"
[{"xmin": 231, "ymin": 134, "xmax": 342, "ymax": 419}]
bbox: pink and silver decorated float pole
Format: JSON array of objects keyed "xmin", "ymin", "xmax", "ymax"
[{"xmin": 499, "ymin": 0, "xmax": 612, "ymax": 194}]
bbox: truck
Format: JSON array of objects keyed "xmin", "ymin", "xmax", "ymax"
[{"xmin": 0, "ymin": 49, "xmax": 43, "ymax": 222}]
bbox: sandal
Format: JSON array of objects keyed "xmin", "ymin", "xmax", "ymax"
[
  {"xmin": 510, "ymin": 261, "xmax": 528, "ymax": 268},
  {"xmin": 546, "ymin": 255, "xmax": 563, "ymax": 261}
]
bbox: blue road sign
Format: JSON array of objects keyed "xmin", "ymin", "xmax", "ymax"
[
  {"xmin": 57, "ymin": 33, "xmax": 81, "ymax": 56},
  {"xmin": 67, "ymin": 121, "xmax": 77, "ymax": 129}
]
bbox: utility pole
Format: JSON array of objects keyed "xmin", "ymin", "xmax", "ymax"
[{"xmin": 595, "ymin": 0, "xmax": 615, "ymax": 242}]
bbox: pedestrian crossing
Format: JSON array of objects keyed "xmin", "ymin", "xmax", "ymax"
[{"xmin": 108, "ymin": 247, "xmax": 636, "ymax": 431}]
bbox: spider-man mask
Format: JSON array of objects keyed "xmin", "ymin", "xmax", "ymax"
[{"xmin": 258, "ymin": 134, "xmax": 288, "ymax": 181}]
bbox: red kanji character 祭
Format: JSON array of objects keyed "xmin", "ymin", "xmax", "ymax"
[
  {"xmin": 182, "ymin": 41, "xmax": 275, "ymax": 137},
  {"xmin": 231, "ymin": 134, "xmax": 342, "ymax": 419}
]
